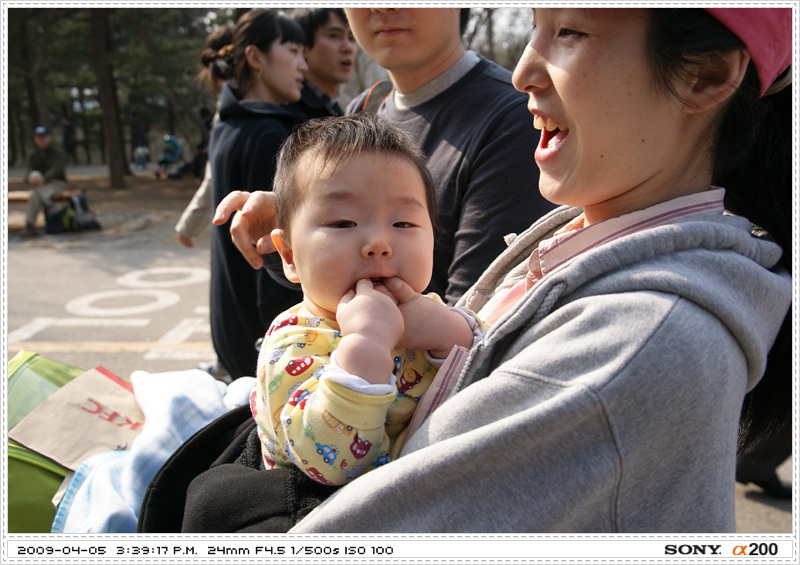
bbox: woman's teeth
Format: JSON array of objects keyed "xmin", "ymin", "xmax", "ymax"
[{"xmin": 533, "ymin": 114, "xmax": 567, "ymax": 132}]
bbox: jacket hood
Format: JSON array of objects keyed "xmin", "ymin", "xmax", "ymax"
[
  {"xmin": 460, "ymin": 206, "xmax": 792, "ymax": 392},
  {"xmin": 217, "ymin": 82, "xmax": 305, "ymax": 122}
]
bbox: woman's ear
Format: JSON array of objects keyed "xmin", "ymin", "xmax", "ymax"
[
  {"xmin": 271, "ymin": 228, "xmax": 300, "ymax": 283},
  {"xmin": 244, "ymin": 44, "xmax": 263, "ymax": 74},
  {"xmin": 683, "ymin": 48, "xmax": 750, "ymax": 114}
]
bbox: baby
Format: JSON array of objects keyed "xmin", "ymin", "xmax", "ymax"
[{"xmin": 250, "ymin": 113, "xmax": 482, "ymax": 485}]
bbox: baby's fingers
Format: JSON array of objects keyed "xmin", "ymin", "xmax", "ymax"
[
  {"xmin": 339, "ymin": 288, "xmax": 356, "ymax": 307},
  {"xmin": 383, "ymin": 277, "xmax": 418, "ymax": 304}
]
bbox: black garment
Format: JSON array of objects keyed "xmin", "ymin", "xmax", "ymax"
[
  {"xmin": 130, "ymin": 114, "xmax": 148, "ymax": 151},
  {"xmin": 209, "ymin": 83, "xmax": 305, "ymax": 378},
  {"xmin": 61, "ymin": 122, "xmax": 76, "ymax": 161},
  {"xmin": 137, "ymin": 405, "xmax": 339, "ymax": 533},
  {"xmin": 284, "ymin": 79, "xmax": 344, "ymax": 120},
  {"xmin": 347, "ymin": 56, "xmax": 551, "ymax": 305},
  {"xmin": 25, "ymin": 142, "xmax": 67, "ymax": 183}
]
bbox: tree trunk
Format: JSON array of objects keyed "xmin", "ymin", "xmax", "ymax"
[
  {"xmin": 9, "ymin": 99, "xmax": 18, "ymax": 166},
  {"xmin": 485, "ymin": 9, "xmax": 495, "ymax": 62},
  {"xmin": 17, "ymin": 9, "xmax": 52, "ymax": 130},
  {"xmin": 14, "ymin": 100, "xmax": 28, "ymax": 165},
  {"xmin": 75, "ymin": 89, "xmax": 93, "ymax": 164},
  {"xmin": 89, "ymin": 8, "xmax": 126, "ymax": 187}
]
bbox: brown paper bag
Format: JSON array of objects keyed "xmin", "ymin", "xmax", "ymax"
[{"xmin": 9, "ymin": 367, "xmax": 145, "ymax": 471}]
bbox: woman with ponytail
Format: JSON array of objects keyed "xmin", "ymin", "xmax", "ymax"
[{"xmin": 206, "ymin": 9, "xmax": 307, "ymax": 380}]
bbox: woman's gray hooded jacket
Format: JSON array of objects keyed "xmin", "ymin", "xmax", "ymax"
[{"xmin": 291, "ymin": 206, "xmax": 791, "ymax": 533}]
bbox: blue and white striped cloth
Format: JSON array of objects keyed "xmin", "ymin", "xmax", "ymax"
[{"xmin": 51, "ymin": 369, "xmax": 254, "ymax": 533}]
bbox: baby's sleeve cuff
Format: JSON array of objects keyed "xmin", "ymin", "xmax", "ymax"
[
  {"xmin": 424, "ymin": 307, "xmax": 485, "ymax": 362},
  {"xmin": 320, "ymin": 350, "xmax": 397, "ymax": 396}
]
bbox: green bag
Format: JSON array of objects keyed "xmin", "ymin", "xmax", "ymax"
[{"xmin": 6, "ymin": 350, "xmax": 85, "ymax": 532}]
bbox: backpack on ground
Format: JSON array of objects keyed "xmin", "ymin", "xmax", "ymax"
[{"xmin": 45, "ymin": 192, "xmax": 101, "ymax": 234}]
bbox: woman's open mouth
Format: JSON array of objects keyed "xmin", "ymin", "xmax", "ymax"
[
  {"xmin": 532, "ymin": 113, "xmax": 570, "ymax": 163},
  {"xmin": 533, "ymin": 114, "xmax": 570, "ymax": 148}
]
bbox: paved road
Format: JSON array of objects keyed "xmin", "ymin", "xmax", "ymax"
[
  {"xmin": 4, "ymin": 164, "xmax": 793, "ymax": 534},
  {"xmin": 6, "ymin": 165, "xmax": 215, "ymax": 375}
]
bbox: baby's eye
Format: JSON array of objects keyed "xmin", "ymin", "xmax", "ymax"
[
  {"xmin": 394, "ymin": 221, "xmax": 417, "ymax": 229},
  {"xmin": 331, "ymin": 220, "xmax": 356, "ymax": 228}
]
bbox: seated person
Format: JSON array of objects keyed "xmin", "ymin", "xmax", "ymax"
[{"xmin": 23, "ymin": 126, "xmax": 69, "ymax": 237}]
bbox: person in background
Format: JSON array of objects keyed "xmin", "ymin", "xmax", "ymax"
[
  {"xmin": 130, "ymin": 112, "xmax": 149, "ymax": 169},
  {"xmin": 23, "ymin": 126, "xmax": 68, "ymax": 237},
  {"xmin": 60, "ymin": 117, "xmax": 76, "ymax": 164},
  {"xmin": 206, "ymin": 9, "xmax": 308, "ymax": 380},
  {"xmin": 215, "ymin": 7, "xmax": 552, "ymax": 306},
  {"xmin": 175, "ymin": 25, "xmax": 234, "ymax": 250},
  {"xmin": 176, "ymin": 8, "xmax": 356, "ymax": 250},
  {"xmin": 285, "ymin": 8, "xmax": 356, "ymax": 119},
  {"xmin": 170, "ymin": 108, "xmax": 214, "ymax": 180},
  {"xmin": 174, "ymin": 25, "xmax": 234, "ymax": 381},
  {"xmin": 154, "ymin": 134, "xmax": 183, "ymax": 179}
]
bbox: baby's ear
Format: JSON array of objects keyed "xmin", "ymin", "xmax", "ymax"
[{"xmin": 271, "ymin": 228, "xmax": 300, "ymax": 283}]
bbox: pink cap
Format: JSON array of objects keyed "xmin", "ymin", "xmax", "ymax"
[{"xmin": 704, "ymin": 8, "xmax": 792, "ymax": 97}]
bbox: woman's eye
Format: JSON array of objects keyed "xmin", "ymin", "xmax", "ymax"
[{"xmin": 558, "ymin": 28, "xmax": 583, "ymax": 38}]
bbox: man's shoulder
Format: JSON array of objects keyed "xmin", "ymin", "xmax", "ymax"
[
  {"xmin": 461, "ymin": 56, "xmax": 521, "ymax": 101},
  {"xmin": 474, "ymin": 55, "xmax": 514, "ymax": 82},
  {"xmin": 345, "ymin": 80, "xmax": 393, "ymax": 115},
  {"xmin": 346, "ymin": 91, "xmax": 367, "ymax": 115}
]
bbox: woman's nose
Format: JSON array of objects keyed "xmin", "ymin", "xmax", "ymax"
[
  {"xmin": 297, "ymin": 54, "xmax": 308, "ymax": 72},
  {"xmin": 512, "ymin": 40, "xmax": 550, "ymax": 94}
]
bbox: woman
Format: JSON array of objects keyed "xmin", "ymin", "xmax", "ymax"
[
  {"xmin": 207, "ymin": 10, "xmax": 308, "ymax": 379},
  {"xmin": 143, "ymin": 8, "xmax": 792, "ymax": 533},
  {"xmin": 288, "ymin": 7, "xmax": 792, "ymax": 532}
]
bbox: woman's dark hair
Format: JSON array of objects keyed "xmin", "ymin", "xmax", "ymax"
[
  {"xmin": 460, "ymin": 9, "xmax": 470, "ymax": 36},
  {"xmin": 197, "ymin": 25, "xmax": 234, "ymax": 89},
  {"xmin": 647, "ymin": 9, "xmax": 792, "ymax": 456},
  {"xmin": 201, "ymin": 9, "xmax": 304, "ymax": 93}
]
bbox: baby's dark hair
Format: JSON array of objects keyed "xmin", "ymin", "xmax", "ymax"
[{"xmin": 273, "ymin": 113, "xmax": 439, "ymax": 234}]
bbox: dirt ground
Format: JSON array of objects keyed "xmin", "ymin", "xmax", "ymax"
[{"xmin": 6, "ymin": 175, "xmax": 203, "ymax": 235}]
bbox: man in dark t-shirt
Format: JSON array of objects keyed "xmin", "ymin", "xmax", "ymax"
[
  {"xmin": 218, "ymin": 8, "xmax": 551, "ymax": 305},
  {"xmin": 285, "ymin": 8, "xmax": 356, "ymax": 120}
]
